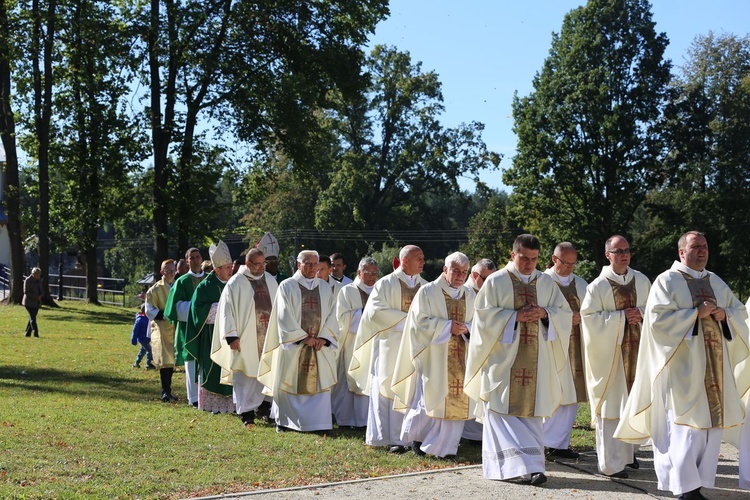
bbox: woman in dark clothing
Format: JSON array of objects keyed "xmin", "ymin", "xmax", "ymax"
[{"xmin": 22, "ymin": 267, "xmax": 44, "ymax": 337}]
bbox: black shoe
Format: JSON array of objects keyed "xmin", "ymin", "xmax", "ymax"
[
  {"xmin": 411, "ymin": 441, "xmax": 426, "ymax": 456},
  {"xmin": 161, "ymin": 392, "xmax": 171, "ymax": 402},
  {"xmin": 33, "ymin": 333, "xmax": 39, "ymax": 337},
  {"xmin": 240, "ymin": 411, "xmax": 256, "ymax": 427},
  {"xmin": 25, "ymin": 333, "xmax": 31, "ymax": 337},
  {"xmin": 605, "ymin": 470, "xmax": 629, "ymax": 479},
  {"xmin": 530, "ymin": 472, "xmax": 547, "ymax": 486},
  {"xmin": 276, "ymin": 424, "xmax": 291, "ymax": 433},
  {"xmin": 146, "ymin": 363, "xmax": 156, "ymax": 370},
  {"xmin": 441, "ymin": 454, "xmax": 458, "ymax": 461},
  {"xmin": 191, "ymin": 401, "xmax": 197, "ymax": 407},
  {"xmin": 677, "ymin": 488, "xmax": 706, "ymax": 500},
  {"xmin": 387, "ymin": 445, "xmax": 407, "ymax": 454},
  {"xmin": 133, "ymin": 363, "xmax": 141, "ymax": 368},
  {"xmin": 547, "ymin": 447, "xmax": 579, "ymax": 459},
  {"xmin": 626, "ymin": 456, "xmax": 639, "ymax": 469}
]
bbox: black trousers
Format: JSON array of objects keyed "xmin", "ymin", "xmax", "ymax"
[{"xmin": 24, "ymin": 306, "xmax": 39, "ymax": 337}]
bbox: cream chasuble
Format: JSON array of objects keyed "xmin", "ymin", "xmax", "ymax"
[
  {"xmin": 212, "ymin": 270, "xmax": 278, "ymax": 385},
  {"xmin": 391, "ymin": 275, "xmax": 476, "ymax": 419},
  {"xmin": 615, "ymin": 261, "xmax": 750, "ymax": 444},
  {"xmin": 146, "ymin": 278, "xmax": 176, "ymax": 368},
  {"xmin": 336, "ymin": 278, "xmax": 371, "ymax": 392},
  {"xmin": 348, "ymin": 269, "xmax": 427, "ymax": 397},
  {"xmin": 464, "ymin": 262, "xmax": 572, "ymax": 418},
  {"xmin": 258, "ymin": 271, "xmax": 339, "ymax": 396},
  {"xmin": 580, "ymin": 266, "xmax": 650, "ymax": 422}
]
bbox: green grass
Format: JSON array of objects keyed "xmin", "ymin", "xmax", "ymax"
[{"xmin": 0, "ymin": 302, "xmax": 595, "ymax": 499}]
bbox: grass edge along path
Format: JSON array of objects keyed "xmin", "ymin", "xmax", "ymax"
[{"xmin": 0, "ymin": 301, "xmax": 594, "ymax": 499}]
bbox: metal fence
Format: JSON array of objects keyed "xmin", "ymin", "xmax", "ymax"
[{"xmin": 0, "ymin": 266, "xmax": 126, "ymax": 306}]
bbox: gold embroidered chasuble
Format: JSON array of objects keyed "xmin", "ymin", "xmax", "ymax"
[
  {"xmin": 606, "ymin": 278, "xmax": 640, "ymax": 393},
  {"xmin": 556, "ymin": 280, "xmax": 587, "ymax": 402},
  {"xmin": 507, "ymin": 273, "xmax": 540, "ymax": 417},
  {"xmin": 400, "ymin": 280, "xmax": 420, "ymax": 313},
  {"xmin": 680, "ymin": 272, "xmax": 725, "ymax": 427},
  {"xmin": 297, "ymin": 284, "xmax": 323, "ymax": 395},
  {"xmin": 250, "ymin": 276, "xmax": 273, "ymax": 359},
  {"xmin": 443, "ymin": 291, "xmax": 470, "ymax": 420}
]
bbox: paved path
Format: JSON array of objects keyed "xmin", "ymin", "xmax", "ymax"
[{"xmin": 190, "ymin": 443, "xmax": 747, "ymax": 499}]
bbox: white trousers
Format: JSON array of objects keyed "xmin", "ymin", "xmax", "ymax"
[
  {"xmin": 232, "ymin": 372, "xmax": 266, "ymax": 415},
  {"xmin": 543, "ymin": 404, "xmax": 577, "ymax": 448},
  {"xmin": 184, "ymin": 360, "xmax": 199, "ymax": 405},
  {"xmin": 483, "ymin": 406, "xmax": 545, "ymax": 480},
  {"xmin": 595, "ymin": 415, "xmax": 636, "ymax": 475},
  {"xmin": 653, "ymin": 410, "xmax": 721, "ymax": 495}
]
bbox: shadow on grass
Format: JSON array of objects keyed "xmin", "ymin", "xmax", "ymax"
[
  {"xmin": 45, "ymin": 308, "xmax": 134, "ymax": 326},
  {"xmin": 0, "ymin": 364, "xmax": 158, "ymax": 403}
]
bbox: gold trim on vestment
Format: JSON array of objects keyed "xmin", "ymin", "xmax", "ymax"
[
  {"xmin": 508, "ymin": 273, "xmax": 539, "ymax": 417},
  {"xmin": 443, "ymin": 291, "xmax": 470, "ymax": 420},
  {"xmin": 681, "ymin": 272, "xmax": 724, "ymax": 427},
  {"xmin": 399, "ymin": 280, "xmax": 421, "ymax": 313},
  {"xmin": 556, "ymin": 280, "xmax": 586, "ymax": 402},
  {"xmin": 606, "ymin": 278, "xmax": 639, "ymax": 393},
  {"xmin": 249, "ymin": 276, "xmax": 273, "ymax": 359},
  {"xmin": 296, "ymin": 284, "xmax": 322, "ymax": 394}
]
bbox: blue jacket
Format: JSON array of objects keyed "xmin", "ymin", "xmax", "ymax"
[{"xmin": 131, "ymin": 313, "xmax": 150, "ymax": 346}]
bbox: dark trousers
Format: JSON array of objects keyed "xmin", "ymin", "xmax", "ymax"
[{"xmin": 24, "ymin": 306, "xmax": 39, "ymax": 337}]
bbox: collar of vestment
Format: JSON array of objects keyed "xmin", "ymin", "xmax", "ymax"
[
  {"xmin": 600, "ymin": 265, "xmax": 633, "ymax": 284},
  {"xmin": 552, "ymin": 270, "xmax": 572, "ymax": 286},
  {"xmin": 354, "ymin": 277, "xmax": 374, "ymax": 294},
  {"xmin": 395, "ymin": 268, "xmax": 420, "ymax": 287},
  {"xmin": 241, "ymin": 268, "xmax": 266, "ymax": 281},
  {"xmin": 188, "ymin": 270, "xmax": 205, "ymax": 278},
  {"xmin": 505, "ymin": 261, "xmax": 537, "ymax": 284},
  {"xmin": 292, "ymin": 270, "xmax": 319, "ymax": 290},
  {"xmin": 436, "ymin": 274, "xmax": 463, "ymax": 299},
  {"xmin": 671, "ymin": 260, "xmax": 708, "ymax": 279}
]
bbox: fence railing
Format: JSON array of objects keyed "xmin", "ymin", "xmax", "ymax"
[{"xmin": 0, "ymin": 266, "xmax": 126, "ymax": 306}]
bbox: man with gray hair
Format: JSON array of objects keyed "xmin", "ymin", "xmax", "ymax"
[
  {"xmin": 332, "ymin": 257, "xmax": 379, "ymax": 428},
  {"xmin": 258, "ymin": 250, "xmax": 339, "ymax": 433},
  {"xmin": 466, "ymin": 258, "xmax": 496, "ymax": 293},
  {"xmin": 543, "ymin": 242, "xmax": 588, "ymax": 459},
  {"xmin": 350, "ymin": 245, "xmax": 427, "ymax": 453},
  {"xmin": 392, "ymin": 251, "xmax": 477, "ymax": 458}
]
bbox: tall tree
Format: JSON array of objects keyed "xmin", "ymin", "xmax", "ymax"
[
  {"xmin": 505, "ymin": 0, "xmax": 671, "ymax": 264},
  {"xmin": 637, "ymin": 32, "xmax": 750, "ymax": 294},
  {"xmin": 54, "ymin": 0, "xmax": 143, "ymax": 303},
  {"xmin": 315, "ymin": 45, "xmax": 500, "ymax": 234},
  {"xmin": 0, "ymin": 0, "xmax": 25, "ymax": 303}
]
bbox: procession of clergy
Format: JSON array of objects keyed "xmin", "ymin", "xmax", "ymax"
[{"xmin": 143, "ymin": 229, "xmax": 750, "ymax": 500}]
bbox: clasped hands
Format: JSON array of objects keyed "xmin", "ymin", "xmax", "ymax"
[
  {"xmin": 303, "ymin": 335, "xmax": 326, "ymax": 351},
  {"xmin": 450, "ymin": 321, "xmax": 469, "ymax": 336},
  {"xmin": 698, "ymin": 299, "xmax": 725, "ymax": 321},
  {"xmin": 517, "ymin": 303, "xmax": 547, "ymax": 323},
  {"xmin": 624, "ymin": 307, "xmax": 642, "ymax": 325}
]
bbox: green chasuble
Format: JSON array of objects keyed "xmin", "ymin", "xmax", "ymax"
[
  {"xmin": 165, "ymin": 271, "xmax": 207, "ymax": 366},
  {"xmin": 185, "ymin": 272, "xmax": 232, "ymax": 396}
]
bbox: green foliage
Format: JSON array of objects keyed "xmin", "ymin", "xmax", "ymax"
[
  {"xmin": 461, "ymin": 190, "xmax": 518, "ymax": 265},
  {"xmin": 505, "ymin": 0, "xmax": 671, "ymax": 265}
]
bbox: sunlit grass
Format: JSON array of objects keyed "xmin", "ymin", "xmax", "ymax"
[{"xmin": 0, "ymin": 301, "xmax": 594, "ymax": 498}]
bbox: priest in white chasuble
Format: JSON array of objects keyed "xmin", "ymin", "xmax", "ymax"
[
  {"xmin": 332, "ymin": 257, "xmax": 379, "ymax": 428},
  {"xmin": 258, "ymin": 250, "xmax": 339, "ymax": 433},
  {"xmin": 465, "ymin": 234, "xmax": 572, "ymax": 486},
  {"xmin": 542, "ymin": 242, "xmax": 588, "ymax": 459},
  {"xmin": 615, "ymin": 231, "xmax": 749, "ymax": 499},
  {"xmin": 581, "ymin": 234, "xmax": 650, "ymax": 478},
  {"xmin": 212, "ymin": 248, "xmax": 279, "ymax": 428},
  {"xmin": 349, "ymin": 245, "xmax": 427, "ymax": 453},
  {"xmin": 391, "ymin": 251, "xmax": 476, "ymax": 458}
]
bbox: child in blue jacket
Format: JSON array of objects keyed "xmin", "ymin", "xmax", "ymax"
[{"xmin": 131, "ymin": 304, "xmax": 155, "ymax": 369}]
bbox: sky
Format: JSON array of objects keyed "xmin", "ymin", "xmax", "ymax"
[{"xmin": 367, "ymin": 0, "xmax": 750, "ymax": 192}]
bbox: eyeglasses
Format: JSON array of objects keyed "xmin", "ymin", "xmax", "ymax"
[
  {"xmin": 248, "ymin": 261, "xmax": 266, "ymax": 267},
  {"xmin": 553, "ymin": 256, "xmax": 577, "ymax": 266},
  {"xmin": 607, "ymin": 248, "xmax": 631, "ymax": 255},
  {"xmin": 361, "ymin": 271, "xmax": 378, "ymax": 276}
]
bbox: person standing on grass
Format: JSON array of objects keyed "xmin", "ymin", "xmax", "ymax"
[
  {"xmin": 185, "ymin": 241, "xmax": 236, "ymax": 414},
  {"xmin": 131, "ymin": 304, "xmax": 155, "ymax": 369},
  {"xmin": 542, "ymin": 242, "xmax": 588, "ymax": 459},
  {"xmin": 23, "ymin": 267, "xmax": 44, "ymax": 337},
  {"xmin": 332, "ymin": 257, "xmax": 379, "ymax": 428},
  {"xmin": 258, "ymin": 250, "xmax": 339, "ymax": 433},
  {"xmin": 165, "ymin": 247, "xmax": 206, "ymax": 407},
  {"xmin": 392, "ymin": 251, "xmax": 477, "ymax": 459},
  {"xmin": 349, "ymin": 245, "xmax": 427, "ymax": 453},
  {"xmin": 213, "ymin": 248, "xmax": 279, "ymax": 428},
  {"xmin": 146, "ymin": 259, "xmax": 177, "ymax": 402},
  {"xmin": 615, "ymin": 231, "xmax": 749, "ymax": 500},
  {"xmin": 581, "ymin": 235, "xmax": 650, "ymax": 478},
  {"xmin": 464, "ymin": 234, "xmax": 572, "ymax": 486}
]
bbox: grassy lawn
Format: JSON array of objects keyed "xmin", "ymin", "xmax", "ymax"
[{"xmin": 0, "ymin": 301, "xmax": 594, "ymax": 499}]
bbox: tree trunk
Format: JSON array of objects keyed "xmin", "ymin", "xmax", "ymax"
[
  {"xmin": 0, "ymin": 0, "xmax": 25, "ymax": 304},
  {"xmin": 84, "ymin": 245, "xmax": 99, "ymax": 305}
]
